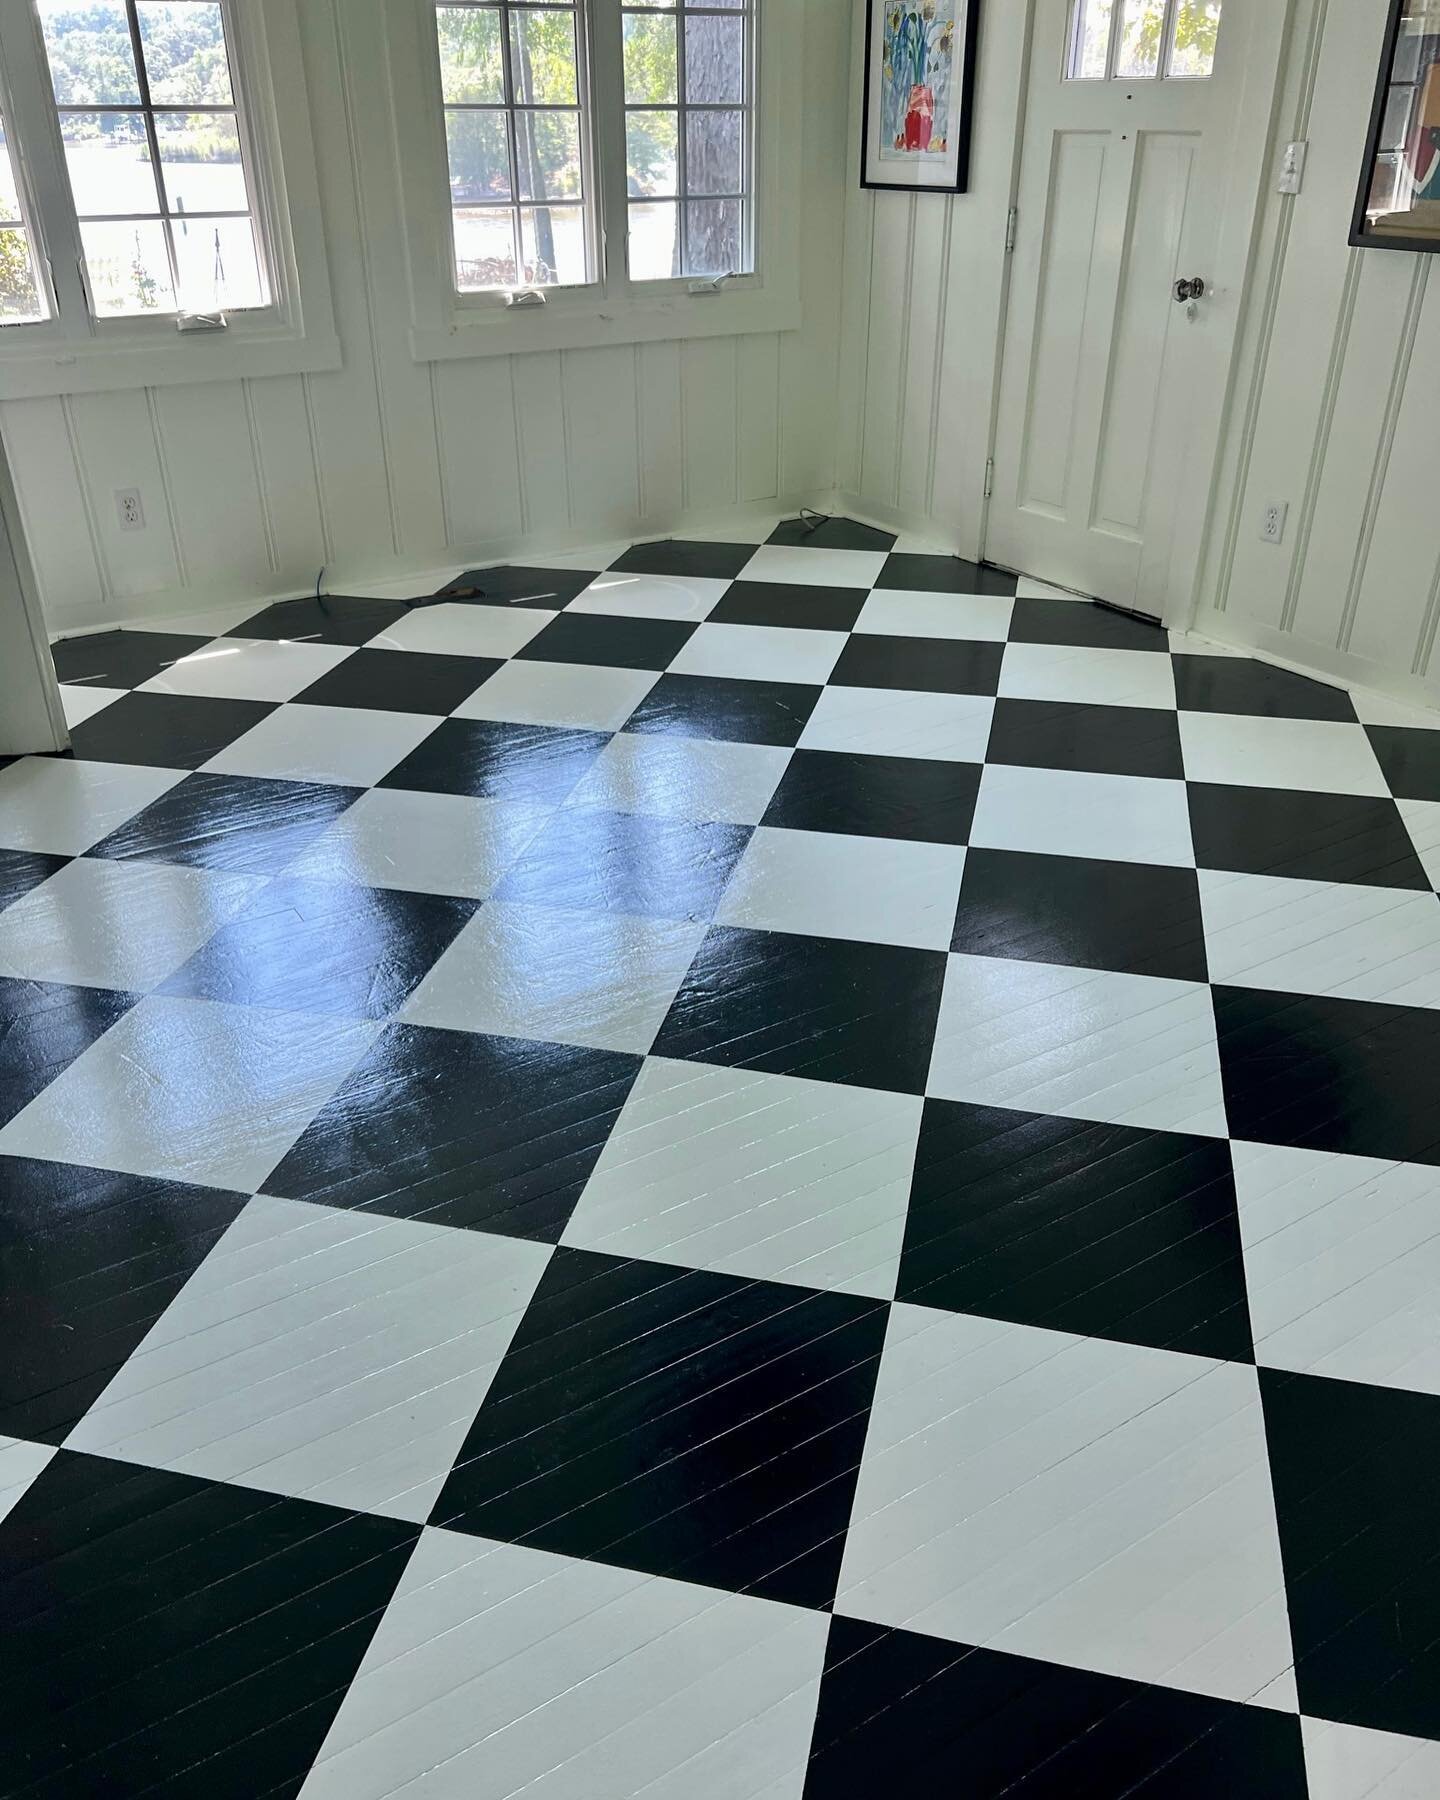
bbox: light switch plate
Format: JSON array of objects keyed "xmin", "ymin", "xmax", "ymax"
[{"xmin": 1278, "ymin": 140, "xmax": 1308, "ymax": 196}]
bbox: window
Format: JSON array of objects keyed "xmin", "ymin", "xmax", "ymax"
[
  {"xmin": 1068, "ymin": 0, "xmax": 1222, "ymax": 82},
  {"xmin": 36, "ymin": 0, "xmax": 266, "ymax": 317},
  {"xmin": 0, "ymin": 113, "xmax": 47, "ymax": 324}
]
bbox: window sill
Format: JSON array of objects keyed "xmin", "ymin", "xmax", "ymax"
[{"xmin": 0, "ymin": 316, "xmax": 343, "ymax": 401}]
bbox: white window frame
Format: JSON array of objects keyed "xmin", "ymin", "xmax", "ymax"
[
  {"xmin": 391, "ymin": 0, "xmax": 800, "ymax": 359},
  {"xmin": 0, "ymin": 0, "xmax": 340, "ymax": 398}
]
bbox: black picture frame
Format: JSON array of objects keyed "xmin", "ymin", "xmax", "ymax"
[
  {"xmin": 860, "ymin": 0, "xmax": 983, "ymax": 195},
  {"xmin": 1350, "ymin": 0, "xmax": 1440, "ymax": 254}
]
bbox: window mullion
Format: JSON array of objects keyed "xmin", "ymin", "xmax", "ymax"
[
  {"xmin": 121, "ymin": 0, "xmax": 181, "ymax": 304},
  {"xmin": 589, "ymin": 0, "xmax": 629, "ymax": 291},
  {"xmin": 675, "ymin": 4, "xmax": 688, "ymax": 278}
]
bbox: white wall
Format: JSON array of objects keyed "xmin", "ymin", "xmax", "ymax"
[{"xmin": 5, "ymin": 0, "xmax": 848, "ymax": 637}]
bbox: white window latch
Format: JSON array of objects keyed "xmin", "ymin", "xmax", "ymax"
[
  {"xmin": 504, "ymin": 288, "xmax": 548, "ymax": 308},
  {"xmin": 177, "ymin": 311, "xmax": 227, "ymax": 333},
  {"xmin": 686, "ymin": 272, "xmax": 734, "ymax": 295}
]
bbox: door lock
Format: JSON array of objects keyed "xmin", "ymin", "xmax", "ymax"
[{"xmin": 1174, "ymin": 276, "xmax": 1207, "ymax": 303}]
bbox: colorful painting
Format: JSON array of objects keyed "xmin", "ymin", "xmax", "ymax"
[
  {"xmin": 862, "ymin": 0, "xmax": 979, "ymax": 193},
  {"xmin": 1352, "ymin": 0, "xmax": 1440, "ymax": 253}
]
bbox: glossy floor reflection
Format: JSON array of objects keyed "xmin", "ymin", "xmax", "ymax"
[{"xmin": 3, "ymin": 519, "xmax": 1440, "ymax": 1797}]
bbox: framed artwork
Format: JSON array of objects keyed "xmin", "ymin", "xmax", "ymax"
[
  {"xmin": 1351, "ymin": 0, "xmax": 1440, "ymax": 253},
  {"xmin": 861, "ymin": 0, "xmax": 982, "ymax": 194}
]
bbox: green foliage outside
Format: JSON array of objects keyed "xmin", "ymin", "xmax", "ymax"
[
  {"xmin": 0, "ymin": 228, "xmax": 41, "ymax": 319},
  {"xmin": 1130, "ymin": 0, "xmax": 1221, "ymax": 67}
]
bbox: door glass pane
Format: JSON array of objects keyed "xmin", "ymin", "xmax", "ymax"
[
  {"xmin": 684, "ymin": 14, "xmax": 744, "ymax": 104},
  {"xmin": 446, "ymin": 108, "xmax": 512, "ymax": 203},
  {"xmin": 61, "ymin": 113, "xmax": 160, "ymax": 217},
  {"xmin": 80, "ymin": 219, "xmax": 175, "ymax": 314},
  {"xmin": 514, "ymin": 111, "xmax": 582, "ymax": 202},
  {"xmin": 37, "ymin": 0, "xmax": 142, "ymax": 104},
  {"xmin": 508, "ymin": 9, "xmax": 578, "ymax": 107},
  {"xmin": 453, "ymin": 205, "xmax": 518, "ymax": 288},
  {"xmin": 155, "ymin": 112, "xmax": 247, "ymax": 215},
  {"xmin": 685, "ymin": 110, "xmax": 743, "ymax": 196},
  {"xmin": 624, "ymin": 13, "xmax": 677, "ymax": 103},
  {"xmin": 435, "ymin": 5, "xmax": 505, "ymax": 104},
  {"xmin": 1115, "ymin": 0, "xmax": 1165, "ymax": 78},
  {"xmin": 1166, "ymin": 0, "xmax": 1222, "ymax": 77},
  {"xmin": 685, "ymin": 197, "xmax": 740, "ymax": 274},
  {"xmin": 171, "ymin": 212, "xmax": 263, "ymax": 311},
  {"xmin": 627, "ymin": 112, "xmax": 677, "ymax": 196},
  {"xmin": 1070, "ymin": 0, "xmax": 1115, "ymax": 78},
  {"xmin": 135, "ymin": 2, "xmax": 233, "ymax": 104},
  {"xmin": 519, "ymin": 204, "xmax": 586, "ymax": 284},
  {"xmin": 628, "ymin": 199, "xmax": 677, "ymax": 278}
]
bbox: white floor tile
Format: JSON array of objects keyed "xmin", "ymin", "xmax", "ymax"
[
  {"xmin": 1399, "ymin": 798, "xmax": 1440, "ymax": 889},
  {"xmin": 0, "ymin": 995, "xmax": 380, "ymax": 1191},
  {"xmin": 737, "ymin": 544, "xmax": 888, "ymax": 589},
  {"xmin": 854, "ymin": 590, "xmax": 1014, "ymax": 643},
  {"xmin": 0, "ymin": 756, "xmax": 184, "ymax": 856},
  {"xmin": 1234, "ymin": 1141, "xmax": 1440, "ymax": 1396},
  {"xmin": 1179, "ymin": 712, "xmax": 1390, "ymax": 796},
  {"xmin": 1001, "ymin": 641, "xmax": 1177, "ymax": 711},
  {"xmin": 837, "ymin": 1306, "xmax": 1294, "ymax": 1705},
  {"xmin": 0, "ymin": 856, "xmax": 264, "ymax": 992},
  {"xmin": 288, "ymin": 788, "xmax": 551, "ymax": 898},
  {"xmin": 928, "ymin": 952, "xmax": 1227, "ymax": 1137},
  {"xmin": 566, "ymin": 570, "xmax": 731, "ymax": 621},
  {"xmin": 564, "ymin": 1059, "xmax": 922, "ymax": 1297},
  {"xmin": 1350, "ymin": 690, "xmax": 1440, "ymax": 731},
  {"xmin": 0, "ymin": 1436, "xmax": 56, "ymax": 1526},
  {"xmin": 798, "ymin": 685, "xmax": 995, "ymax": 763},
  {"xmin": 68, "ymin": 1196, "xmax": 551, "ymax": 1522},
  {"xmin": 138, "ymin": 637, "xmax": 353, "ymax": 703},
  {"xmin": 403, "ymin": 899, "xmax": 708, "ymax": 1053},
  {"xmin": 299, "ymin": 1529, "xmax": 827, "ymax": 1800},
  {"xmin": 969, "ymin": 762, "xmax": 1195, "ymax": 867},
  {"xmin": 670, "ymin": 622, "xmax": 848, "ymax": 685},
  {"xmin": 60, "ymin": 685, "xmax": 126, "ymax": 727},
  {"xmin": 370, "ymin": 602, "xmax": 555, "ymax": 659},
  {"xmin": 203, "ymin": 703, "xmax": 437, "ymax": 787},
  {"xmin": 139, "ymin": 601, "xmax": 276, "ymax": 637},
  {"xmin": 1200, "ymin": 868, "xmax": 1440, "ymax": 1007},
  {"xmin": 1303, "ymin": 1717, "xmax": 1440, "ymax": 1800},
  {"xmin": 717, "ymin": 827, "xmax": 967, "ymax": 950},
  {"xmin": 451, "ymin": 658, "xmax": 657, "ymax": 731},
  {"xmin": 565, "ymin": 732, "xmax": 790, "ymax": 825}
]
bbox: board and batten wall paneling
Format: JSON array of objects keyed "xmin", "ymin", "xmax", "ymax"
[{"xmin": 3, "ymin": 0, "xmax": 847, "ymax": 636}]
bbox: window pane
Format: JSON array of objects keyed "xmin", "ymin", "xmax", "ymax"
[
  {"xmin": 684, "ymin": 14, "xmax": 744, "ymax": 104},
  {"xmin": 61, "ymin": 114, "xmax": 161, "ymax": 217},
  {"xmin": 1115, "ymin": 0, "xmax": 1164, "ymax": 78},
  {"xmin": 514, "ymin": 111, "xmax": 582, "ymax": 202},
  {"xmin": 80, "ymin": 219, "xmax": 175, "ymax": 314},
  {"xmin": 155, "ymin": 112, "xmax": 247, "ymax": 214},
  {"xmin": 135, "ymin": 1, "xmax": 233, "ymax": 104},
  {"xmin": 0, "ymin": 122, "xmax": 23, "ymax": 223},
  {"xmin": 172, "ymin": 212, "xmax": 262, "ymax": 310},
  {"xmin": 453, "ymin": 205, "xmax": 518, "ymax": 288},
  {"xmin": 627, "ymin": 112, "xmax": 677, "ymax": 196},
  {"xmin": 1166, "ymin": 0, "xmax": 1221, "ymax": 77},
  {"xmin": 519, "ymin": 204, "xmax": 586, "ymax": 284},
  {"xmin": 446, "ymin": 108, "xmax": 512, "ymax": 203},
  {"xmin": 38, "ymin": 0, "xmax": 142, "ymax": 105},
  {"xmin": 0, "ymin": 229, "xmax": 45, "ymax": 323},
  {"xmin": 509, "ymin": 9, "xmax": 578, "ymax": 107},
  {"xmin": 685, "ymin": 196, "xmax": 740, "ymax": 274},
  {"xmin": 436, "ymin": 5, "xmax": 505, "ymax": 103},
  {"xmin": 627, "ymin": 199, "xmax": 677, "ymax": 279},
  {"xmin": 685, "ymin": 109, "xmax": 742, "ymax": 196},
  {"xmin": 1070, "ymin": 0, "xmax": 1114, "ymax": 78},
  {"xmin": 624, "ymin": 14, "xmax": 677, "ymax": 103}
]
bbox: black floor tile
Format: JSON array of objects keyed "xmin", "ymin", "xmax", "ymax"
[
  {"xmin": 65, "ymin": 691, "xmax": 276, "ymax": 770},
  {"xmin": 51, "ymin": 629, "xmax": 215, "ymax": 690},
  {"xmin": 1262, "ymin": 1367, "xmax": 1440, "ymax": 1741},
  {"xmin": 897, "ymin": 1102, "xmax": 1251, "ymax": 1360},
  {"xmin": 987, "ymin": 696, "xmax": 1185, "ymax": 779},
  {"xmin": 379, "ymin": 717, "xmax": 611, "ymax": 803},
  {"xmin": 0, "ymin": 849, "xmax": 68, "ymax": 913},
  {"xmin": 494, "ymin": 807, "xmax": 751, "ymax": 921},
  {"xmin": 88, "ymin": 771, "xmax": 361, "ymax": 875},
  {"xmin": 441, "ymin": 564, "xmax": 598, "ymax": 608},
  {"xmin": 609, "ymin": 539, "xmax": 757, "ymax": 579},
  {"xmin": 767, "ymin": 515, "xmax": 897, "ymax": 552},
  {"xmin": 876, "ymin": 554, "xmax": 1018, "ymax": 597},
  {"xmin": 516, "ymin": 610, "xmax": 695, "ymax": 670},
  {"xmin": 1007, "ymin": 597, "xmax": 1167, "ymax": 652},
  {"xmin": 1367, "ymin": 723, "xmax": 1440, "ymax": 801},
  {"xmin": 0, "ymin": 1451, "xmax": 419, "ymax": 1800},
  {"xmin": 710, "ymin": 580, "xmax": 869, "ymax": 632},
  {"xmin": 1214, "ymin": 984, "xmax": 1440, "ymax": 1165},
  {"xmin": 229, "ymin": 593, "xmax": 409, "ymax": 647},
  {"xmin": 762, "ymin": 749, "xmax": 980, "ymax": 846},
  {"xmin": 433, "ymin": 1247, "xmax": 889, "ymax": 1607},
  {"xmin": 654, "ymin": 925, "xmax": 947, "ymax": 1094},
  {"xmin": 161, "ymin": 875, "xmax": 476, "ymax": 1020},
  {"xmin": 624, "ymin": 673, "xmax": 822, "ymax": 746},
  {"xmin": 267, "ymin": 1023, "xmax": 641, "ymax": 1241},
  {"xmin": 0, "ymin": 978, "xmax": 136, "ymax": 1128},
  {"xmin": 951, "ymin": 848, "xmax": 1209, "ymax": 981},
  {"xmin": 1175, "ymin": 654, "xmax": 1358, "ymax": 722},
  {"xmin": 1188, "ymin": 781, "xmax": 1431, "ymax": 889},
  {"xmin": 804, "ymin": 1618, "xmax": 1309, "ymax": 1799},
  {"xmin": 829, "ymin": 633, "xmax": 1004, "ymax": 696},
  {"xmin": 294, "ymin": 646, "xmax": 500, "ymax": 714},
  {"xmin": 0, "ymin": 1158, "xmax": 247, "ymax": 1443}
]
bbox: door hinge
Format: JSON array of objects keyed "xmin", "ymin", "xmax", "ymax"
[
  {"xmin": 1005, "ymin": 207, "xmax": 1018, "ymax": 254},
  {"xmin": 984, "ymin": 457, "xmax": 995, "ymax": 499}
]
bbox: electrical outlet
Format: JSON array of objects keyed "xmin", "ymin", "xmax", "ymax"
[
  {"xmin": 115, "ymin": 488, "xmax": 145, "ymax": 532},
  {"xmin": 1259, "ymin": 500, "xmax": 1288, "ymax": 545}
]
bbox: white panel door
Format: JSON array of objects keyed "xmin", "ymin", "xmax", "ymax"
[{"xmin": 986, "ymin": 0, "xmax": 1281, "ymax": 619}]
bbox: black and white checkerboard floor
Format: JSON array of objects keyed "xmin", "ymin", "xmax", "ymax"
[{"xmin": 3, "ymin": 514, "xmax": 1440, "ymax": 1796}]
